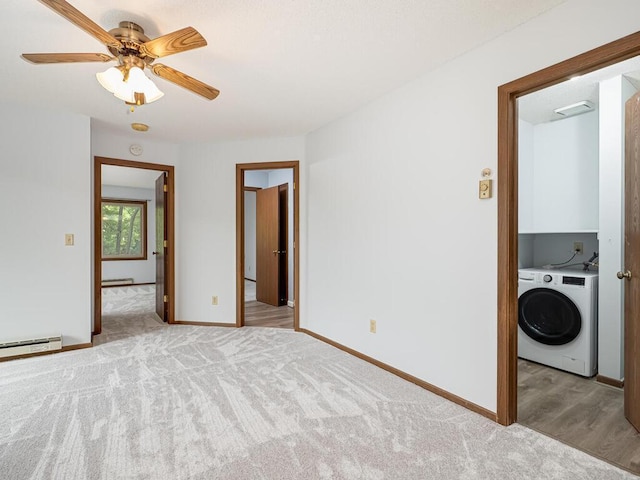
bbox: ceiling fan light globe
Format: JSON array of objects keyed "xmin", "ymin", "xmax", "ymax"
[
  {"xmin": 114, "ymin": 67, "xmax": 164, "ymax": 104},
  {"xmin": 96, "ymin": 67, "xmax": 124, "ymax": 94},
  {"xmin": 143, "ymin": 80, "xmax": 164, "ymax": 103},
  {"xmin": 113, "ymin": 83, "xmax": 135, "ymax": 103},
  {"xmin": 126, "ymin": 67, "xmax": 147, "ymax": 90}
]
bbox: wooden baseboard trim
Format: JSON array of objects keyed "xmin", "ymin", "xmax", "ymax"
[
  {"xmin": 101, "ymin": 282, "xmax": 155, "ymax": 289},
  {"xmin": 172, "ymin": 320, "xmax": 238, "ymax": 327},
  {"xmin": 62, "ymin": 342, "xmax": 93, "ymax": 352},
  {"xmin": 300, "ymin": 328, "xmax": 497, "ymax": 422},
  {"xmin": 596, "ymin": 374, "xmax": 624, "ymax": 388},
  {"xmin": 0, "ymin": 342, "xmax": 93, "ymax": 362}
]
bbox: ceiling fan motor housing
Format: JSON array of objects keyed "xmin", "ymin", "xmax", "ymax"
[{"xmin": 108, "ymin": 21, "xmax": 154, "ymax": 65}]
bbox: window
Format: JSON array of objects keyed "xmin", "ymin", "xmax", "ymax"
[{"xmin": 101, "ymin": 199, "xmax": 147, "ymax": 260}]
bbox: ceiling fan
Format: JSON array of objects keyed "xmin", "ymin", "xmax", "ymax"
[{"xmin": 21, "ymin": 0, "xmax": 219, "ymax": 106}]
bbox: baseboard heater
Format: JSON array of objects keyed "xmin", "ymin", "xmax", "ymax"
[{"xmin": 0, "ymin": 336, "xmax": 62, "ymax": 358}]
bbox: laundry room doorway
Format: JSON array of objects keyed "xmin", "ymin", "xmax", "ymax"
[{"xmin": 497, "ymin": 31, "xmax": 640, "ymax": 473}]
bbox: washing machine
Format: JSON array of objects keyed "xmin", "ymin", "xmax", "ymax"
[{"xmin": 518, "ymin": 267, "xmax": 598, "ymax": 377}]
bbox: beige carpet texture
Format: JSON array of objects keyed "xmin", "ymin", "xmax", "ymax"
[{"xmin": 0, "ymin": 287, "xmax": 636, "ymax": 479}]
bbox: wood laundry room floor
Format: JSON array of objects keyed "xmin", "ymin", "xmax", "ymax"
[{"xmin": 518, "ymin": 359, "xmax": 640, "ymax": 475}]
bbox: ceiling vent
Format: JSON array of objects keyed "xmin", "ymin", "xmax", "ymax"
[{"xmin": 553, "ymin": 100, "xmax": 595, "ymax": 118}]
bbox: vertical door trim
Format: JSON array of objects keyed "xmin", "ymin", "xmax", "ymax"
[
  {"xmin": 496, "ymin": 31, "xmax": 640, "ymax": 425},
  {"xmin": 93, "ymin": 156, "xmax": 176, "ymax": 335},
  {"xmin": 236, "ymin": 161, "xmax": 300, "ymax": 330}
]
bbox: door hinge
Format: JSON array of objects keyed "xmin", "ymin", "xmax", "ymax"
[
  {"xmin": 293, "ymin": 182, "xmax": 296, "ymax": 190},
  {"xmin": 163, "ymin": 295, "xmax": 168, "ymax": 303},
  {"xmin": 163, "ymin": 240, "xmax": 167, "ymax": 248},
  {"xmin": 163, "ymin": 184, "xmax": 168, "ymax": 192}
]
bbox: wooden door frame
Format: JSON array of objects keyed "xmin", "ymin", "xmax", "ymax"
[
  {"xmin": 93, "ymin": 156, "xmax": 176, "ymax": 335},
  {"xmin": 497, "ymin": 31, "xmax": 640, "ymax": 425},
  {"xmin": 236, "ymin": 161, "xmax": 300, "ymax": 329}
]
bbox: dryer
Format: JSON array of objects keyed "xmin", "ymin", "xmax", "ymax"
[{"xmin": 518, "ymin": 267, "xmax": 598, "ymax": 377}]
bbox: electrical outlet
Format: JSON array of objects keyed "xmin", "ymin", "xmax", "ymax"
[
  {"xmin": 573, "ymin": 242, "xmax": 583, "ymax": 255},
  {"xmin": 370, "ymin": 319, "xmax": 377, "ymax": 334},
  {"xmin": 212, "ymin": 296, "xmax": 219, "ymax": 305}
]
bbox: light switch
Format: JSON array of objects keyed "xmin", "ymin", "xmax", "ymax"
[
  {"xmin": 65, "ymin": 234, "xmax": 74, "ymax": 246},
  {"xmin": 479, "ymin": 179, "xmax": 492, "ymax": 199}
]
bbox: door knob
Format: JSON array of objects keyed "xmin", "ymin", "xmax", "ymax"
[{"xmin": 617, "ymin": 270, "xmax": 632, "ymax": 280}]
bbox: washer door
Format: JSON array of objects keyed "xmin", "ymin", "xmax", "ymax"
[{"xmin": 518, "ymin": 288, "xmax": 581, "ymax": 345}]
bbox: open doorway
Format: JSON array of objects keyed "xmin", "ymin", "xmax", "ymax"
[
  {"xmin": 236, "ymin": 161, "xmax": 300, "ymax": 330},
  {"xmin": 93, "ymin": 156, "xmax": 175, "ymax": 336},
  {"xmin": 497, "ymin": 32, "xmax": 640, "ymax": 473}
]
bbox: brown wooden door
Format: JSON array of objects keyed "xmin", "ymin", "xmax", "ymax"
[
  {"xmin": 256, "ymin": 184, "xmax": 287, "ymax": 306},
  {"xmin": 277, "ymin": 184, "xmax": 288, "ymax": 305},
  {"xmin": 624, "ymin": 91, "xmax": 640, "ymax": 432},
  {"xmin": 155, "ymin": 172, "xmax": 167, "ymax": 321}
]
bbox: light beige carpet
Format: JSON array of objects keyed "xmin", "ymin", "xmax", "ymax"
[{"xmin": 0, "ymin": 292, "xmax": 635, "ymax": 479}]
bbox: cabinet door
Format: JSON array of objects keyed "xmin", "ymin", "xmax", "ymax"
[{"xmin": 519, "ymin": 112, "xmax": 599, "ymax": 233}]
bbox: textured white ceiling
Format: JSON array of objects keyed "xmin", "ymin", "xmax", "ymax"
[
  {"xmin": 519, "ymin": 56, "xmax": 640, "ymax": 125},
  {"xmin": 3, "ymin": 0, "xmax": 566, "ymax": 143}
]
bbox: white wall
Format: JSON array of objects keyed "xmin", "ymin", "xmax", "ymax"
[
  {"xmin": 531, "ymin": 233, "xmax": 599, "ymax": 268},
  {"xmin": 101, "ymin": 185, "xmax": 156, "ymax": 284},
  {"xmin": 598, "ymin": 75, "xmax": 637, "ymax": 381},
  {"xmin": 518, "ymin": 234, "xmax": 534, "ymax": 269},
  {"xmin": 244, "ymin": 190, "xmax": 257, "ymax": 280},
  {"xmin": 0, "ymin": 103, "xmax": 91, "ymax": 346},
  {"xmin": 518, "ymin": 233, "xmax": 599, "ymax": 270},
  {"xmin": 304, "ymin": 0, "xmax": 640, "ymax": 412},
  {"xmin": 91, "ymin": 129, "xmax": 181, "ymax": 168},
  {"xmin": 245, "ymin": 171, "xmax": 269, "ymax": 188},
  {"xmin": 244, "ymin": 171, "xmax": 268, "ymax": 280},
  {"xmin": 177, "ymin": 137, "xmax": 305, "ymax": 323}
]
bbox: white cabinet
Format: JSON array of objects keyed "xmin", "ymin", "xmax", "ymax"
[{"xmin": 518, "ymin": 112, "xmax": 599, "ymax": 233}]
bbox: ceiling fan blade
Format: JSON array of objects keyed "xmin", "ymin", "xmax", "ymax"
[
  {"xmin": 151, "ymin": 64, "xmax": 219, "ymax": 100},
  {"xmin": 39, "ymin": 0, "xmax": 122, "ymax": 49},
  {"xmin": 21, "ymin": 53, "xmax": 113, "ymax": 64},
  {"xmin": 140, "ymin": 27, "xmax": 207, "ymax": 59}
]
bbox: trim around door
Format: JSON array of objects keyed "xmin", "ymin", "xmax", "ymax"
[
  {"xmin": 497, "ymin": 31, "xmax": 640, "ymax": 425},
  {"xmin": 93, "ymin": 156, "xmax": 176, "ymax": 335},
  {"xmin": 236, "ymin": 161, "xmax": 300, "ymax": 330}
]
